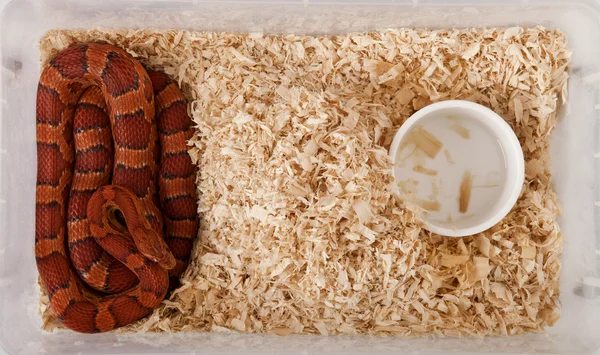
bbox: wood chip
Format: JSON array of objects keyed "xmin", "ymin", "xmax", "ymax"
[
  {"xmin": 441, "ymin": 254, "xmax": 470, "ymax": 268},
  {"xmin": 450, "ymin": 121, "xmax": 471, "ymax": 139},
  {"xmin": 444, "ymin": 149, "xmax": 455, "ymax": 164},
  {"xmin": 521, "ymin": 246, "xmax": 537, "ymax": 259},
  {"xmin": 411, "ymin": 127, "xmax": 443, "ymax": 159},
  {"xmin": 413, "ymin": 165, "xmax": 438, "ymax": 176},
  {"xmin": 414, "ymin": 199, "xmax": 441, "ymax": 212},
  {"xmin": 459, "ymin": 170, "xmax": 473, "ymax": 213}
]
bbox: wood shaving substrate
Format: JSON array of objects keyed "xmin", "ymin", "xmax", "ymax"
[{"xmin": 38, "ymin": 27, "xmax": 570, "ymax": 337}]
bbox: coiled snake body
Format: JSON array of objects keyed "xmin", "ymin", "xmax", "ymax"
[{"xmin": 35, "ymin": 43, "xmax": 198, "ymax": 333}]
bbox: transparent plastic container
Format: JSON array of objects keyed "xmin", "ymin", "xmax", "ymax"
[{"xmin": 1, "ymin": 0, "xmax": 599, "ymax": 354}]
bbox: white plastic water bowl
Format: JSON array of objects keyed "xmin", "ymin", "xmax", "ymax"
[{"xmin": 389, "ymin": 100, "xmax": 525, "ymax": 237}]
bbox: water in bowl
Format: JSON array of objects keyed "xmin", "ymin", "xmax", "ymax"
[{"xmin": 393, "ymin": 114, "xmax": 508, "ymax": 228}]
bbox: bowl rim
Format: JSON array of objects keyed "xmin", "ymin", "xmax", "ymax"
[{"xmin": 389, "ymin": 100, "xmax": 525, "ymax": 237}]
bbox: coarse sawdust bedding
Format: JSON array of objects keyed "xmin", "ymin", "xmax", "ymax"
[{"xmin": 38, "ymin": 26, "xmax": 570, "ymax": 337}]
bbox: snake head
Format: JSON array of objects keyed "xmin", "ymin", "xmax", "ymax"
[{"xmin": 133, "ymin": 227, "xmax": 177, "ymax": 270}]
